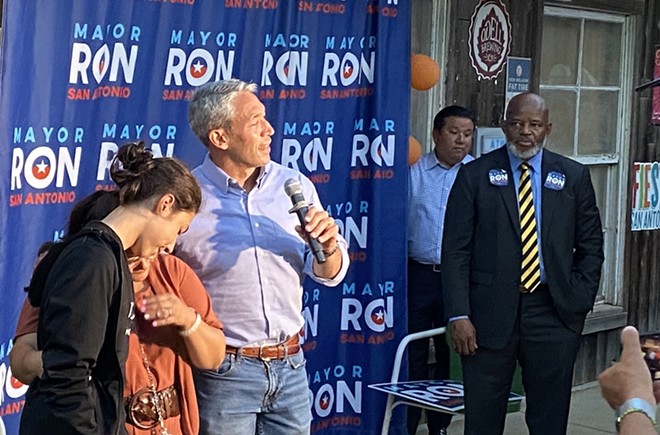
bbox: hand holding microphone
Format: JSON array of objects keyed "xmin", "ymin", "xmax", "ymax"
[{"xmin": 284, "ymin": 178, "xmax": 339, "ymax": 264}]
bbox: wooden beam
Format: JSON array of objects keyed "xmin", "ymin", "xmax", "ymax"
[{"xmin": 545, "ymin": 0, "xmax": 644, "ymax": 15}]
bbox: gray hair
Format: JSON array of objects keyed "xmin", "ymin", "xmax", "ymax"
[{"xmin": 188, "ymin": 79, "xmax": 258, "ymax": 148}]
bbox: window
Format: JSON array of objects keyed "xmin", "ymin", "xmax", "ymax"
[{"xmin": 540, "ymin": 7, "xmax": 635, "ymax": 306}]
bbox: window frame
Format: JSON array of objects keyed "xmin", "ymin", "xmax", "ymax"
[{"xmin": 541, "ymin": 6, "xmax": 636, "ymax": 307}]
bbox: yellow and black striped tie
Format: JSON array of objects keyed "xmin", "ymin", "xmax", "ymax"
[{"xmin": 518, "ymin": 162, "xmax": 540, "ymax": 293}]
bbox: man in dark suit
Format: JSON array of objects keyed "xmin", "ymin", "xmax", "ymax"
[{"xmin": 441, "ymin": 93, "xmax": 604, "ymax": 435}]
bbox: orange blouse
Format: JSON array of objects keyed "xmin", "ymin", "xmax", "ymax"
[{"xmin": 15, "ymin": 298, "xmax": 39, "ymax": 338}]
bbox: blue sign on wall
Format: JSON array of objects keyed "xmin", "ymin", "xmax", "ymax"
[{"xmin": 505, "ymin": 56, "xmax": 531, "ymax": 111}]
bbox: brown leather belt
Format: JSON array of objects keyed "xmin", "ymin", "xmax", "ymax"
[
  {"xmin": 125, "ymin": 384, "xmax": 180, "ymax": 429},
  {"xmin": 226, "ymin": 335, "xmax": 300, "ymax": 361}
]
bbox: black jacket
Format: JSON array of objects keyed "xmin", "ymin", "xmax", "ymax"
[
  {"xmin": 442, "ymin": 147, "xmax": 604, "ymax": 348},
  {"xmin": 20, "ymin": 222, "xmax": 133, "ymax": 435}
]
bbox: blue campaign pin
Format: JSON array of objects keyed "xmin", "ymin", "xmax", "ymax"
[
  {"xmin": 488, "ymin": 169, "xmax": 509, "ymax": 186},
  {"xmin": 544, "ymin": 171, "xmax": 566, "ymax": 190}
]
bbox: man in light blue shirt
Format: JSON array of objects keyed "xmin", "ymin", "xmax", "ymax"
[
  {"xmin": 176, "ymin": 79, "xmax": 349, "ymax": 435},
  {"xmin": 406, "ymin": 106, "xmax": 475, "ymax": 435}
]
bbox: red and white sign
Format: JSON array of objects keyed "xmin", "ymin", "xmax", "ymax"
[
  {"xmin": 468, "ymin": 0, "xmax": 511, "ymax": 80},
  {"xmin": 652, "ymin": 48, "xmax": 660, "ymax": 124}
]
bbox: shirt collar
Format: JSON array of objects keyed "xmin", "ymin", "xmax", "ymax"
[
  {"xmin": 423, "ymin": 150, "xmax": 474, "ymax": 171},
  {"xmin": 254, "ymin": 163, "xmax": 270, "ymax": 189},
  {"xmin": 199, "ymin": 154, "xmax": 272, "ymax": 194},
  {"xmin": 507, "ymin": 146, "xmax": 543, "ymax": 174}
]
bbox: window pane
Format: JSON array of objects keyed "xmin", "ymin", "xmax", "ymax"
[
  {"xmin": 540, "ymin": 16, "xmax": 580, "ymax": 86},
  {"xmin": 578, "ymin": 90, "xmax": 618, "ymax": 154},
  {"xmin": 582, "ymin": 21, "xmax": 622, "ymax": 86},
  {"xmin": 540, "ymin": 89, "xmax": 576, "ymax": 156}
]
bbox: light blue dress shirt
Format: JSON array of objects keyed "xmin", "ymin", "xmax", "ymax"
[
  {"xmin": 507, "ymin": 148, "xmax": 546, "ymax": 284},
  {"xmin": 408, "ymin": 150, "xmax": 474, "ymax": 264},
  {"xmin": 176, "ymin": 155, "xmax": 349, "ymax": 347}
]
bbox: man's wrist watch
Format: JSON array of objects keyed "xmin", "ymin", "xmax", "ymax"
[{"xmin": 615, "ymin": 398, "xmax": 656, "ymax": 431}]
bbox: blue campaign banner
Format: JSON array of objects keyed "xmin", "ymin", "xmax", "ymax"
[{"xmin": 0, "ymin": 1, "xmax": 409, "ymax": 434}]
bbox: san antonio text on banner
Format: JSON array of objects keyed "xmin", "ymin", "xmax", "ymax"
[{"xmin": 631, "ymin": 209, "xmax": 660, "ymax": 231}]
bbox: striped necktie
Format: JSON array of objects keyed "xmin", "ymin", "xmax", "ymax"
[{"xmin": 518, "ymin": 162, "xmax": 540, "ymax": 293}]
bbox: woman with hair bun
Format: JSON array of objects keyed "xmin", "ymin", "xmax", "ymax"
[
  {"xmin": 20, "ymin": 142, "xmax": 202, "ymax": 435},
  {"xmin": 15, "ymin": 189, "xmax": 225, "ymax": 434}
]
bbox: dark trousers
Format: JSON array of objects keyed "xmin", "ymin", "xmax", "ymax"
[
  {"xmin": 461, "ymin": 286, "xmax": 581, "ymax": 435},
  {"xmin": 406, "ymin": 260, "xmax": 452, "ymax": 434}
]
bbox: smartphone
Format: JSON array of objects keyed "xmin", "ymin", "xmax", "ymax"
[{"xmin": 640, "ymin": 331, "xmax": 660, "ymax": 380}]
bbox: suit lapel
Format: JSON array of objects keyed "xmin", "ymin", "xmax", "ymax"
[{"xmin": 492, "ymin": 147, "xmax": 520, "ymax": 237}]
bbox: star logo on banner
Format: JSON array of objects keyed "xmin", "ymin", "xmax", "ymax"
[
  {"xmin": 371, "ymin": 309, "xmax": 385, "ymax": 325},
  {"xmin": 343, "ymin": 62, "xmax": 353, "ymax": 79},
  {"xmin": 10, "ymin": 376, "xmax": 24, "ymax": 389},
  {"xmin": 319, "ymin": 393, "xmax": 331, "ymax": 410},
  {"xmin": 32, "ymin": 160, "xmax": 50, "ymax": 180},
  {"xmin": 190, "ymin": 60, "xmax": 207, "ymax": 79}
]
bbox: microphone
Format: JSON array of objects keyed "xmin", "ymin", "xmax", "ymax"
[{"xmin": 284, "ymin": 178, "xmax": 326, "ymax": 264}]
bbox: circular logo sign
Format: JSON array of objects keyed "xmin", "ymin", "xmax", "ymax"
[{"xmin": 468, "ymin": 0, "xmax": 512, "ymax": 80}]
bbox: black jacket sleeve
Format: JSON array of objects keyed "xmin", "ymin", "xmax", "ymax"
[
  {"xmin": 37, "ymin": 239, "xmax": 118, "ymax": 434},
  {"xmin": 441, "ymin": 166, "xmax": 476, "ymax": 320}
]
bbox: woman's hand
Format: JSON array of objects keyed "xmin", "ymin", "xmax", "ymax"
[{"xmin": 139, "ymin": 293, "xmax": 196, "ymax": 330}]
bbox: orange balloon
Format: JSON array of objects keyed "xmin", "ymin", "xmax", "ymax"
[
  {"xmin": 408, "ymin": 135, "xmax": 423, "ymax": 165},
  {"xmin": 411, "ymin": 53, "xmax": 440, "ymax": 91}
]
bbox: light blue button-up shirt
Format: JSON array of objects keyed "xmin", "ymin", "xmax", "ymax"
[
  {"xmin": 408, "ymin": 150, "xmax": 474, "ymax": 264},
  {"xmin": 507, "ymin": 148, "xmax": 546, "ymax": 283},
  {"xmin": 176, "ymin": 156, "xmax": 349, "ymax": 347}
]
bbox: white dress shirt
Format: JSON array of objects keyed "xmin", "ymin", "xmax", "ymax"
[{"xmin": 176, "ymin": 155, "xmax": 349, "ymax": 347}]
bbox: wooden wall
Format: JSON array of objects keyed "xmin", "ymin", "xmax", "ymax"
[
  {"xmin": 444, "ymin": 0, "xmax": 543, "ymax": 127},
  {"xmin": 573, "ymin": 329, "xmax": 621, "ymax": 384},
  {"xmin": 625, "ymin": 0, "xmax": 660, "ymax": 333}
]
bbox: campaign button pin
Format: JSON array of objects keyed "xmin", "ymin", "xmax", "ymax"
[
  {"xmin": 489, "ymin": 169, "xmax": 509, "ymax": 186},
  {"xmin": 544, "ymin": 171, "xmax": 565, "ymax": 190}
]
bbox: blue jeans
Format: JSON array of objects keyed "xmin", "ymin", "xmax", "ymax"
[{"xmin": 193, "ymin": 349, "xmax": 312, "ymax": 435}]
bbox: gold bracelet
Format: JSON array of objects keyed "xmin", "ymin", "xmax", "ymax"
[
  {"xmin": 323, "ymin": 243, "xmax": 339, "ymax": 257},
  {"xmin": 179, "ymin": 313, "xmax": 202, "ymax": 337}
]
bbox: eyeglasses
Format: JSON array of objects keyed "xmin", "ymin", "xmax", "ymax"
[{"xmin": 126, "ymin": 254, "xmax": 157, "ymax": 265}]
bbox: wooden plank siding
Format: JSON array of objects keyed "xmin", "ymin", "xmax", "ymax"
[
  {"xmin": 445, "ymin": 0, "xmax": 544, "ymax": 126},
  {"xmin": 626, "ymin": 0, "xmax": 660, "ymax": 334},
  {"xmin": 574, "ymin": 329, "xmax": 621, "ymax": 385}
]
